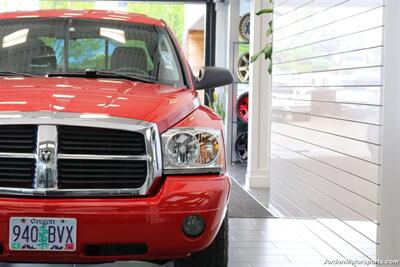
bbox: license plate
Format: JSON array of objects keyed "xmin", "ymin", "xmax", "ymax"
[{"xmin": 9, "ymin": 217, "xmax": 77, "ymax": 251}]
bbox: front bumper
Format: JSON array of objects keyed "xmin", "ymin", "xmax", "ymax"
[{"xmin": 0, "ymin": 174, "xmax": 230, "ymax": 263}]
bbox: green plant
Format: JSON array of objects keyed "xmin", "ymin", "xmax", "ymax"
[
  {"xmin": 207, "ymin": 91, "xmax": 226, "ymax": 122},
  {"xmin": 250, "ymin": 0, "xmax": 273, "ymax": 74}
]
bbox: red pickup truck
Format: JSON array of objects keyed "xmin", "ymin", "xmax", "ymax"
[{"xmin": 0, "ymin": 9, "xmax": 232, "ymax": 267}]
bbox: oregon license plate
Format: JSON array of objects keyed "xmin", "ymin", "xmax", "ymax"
[{"xmin": 9, "ymin": 217, "xmax": 77, "ymax": 251}]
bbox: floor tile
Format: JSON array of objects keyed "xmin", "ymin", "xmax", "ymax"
[
  {"xmin": 229, "ymin": 253, "xmax": 291, "ymax": 264},
  {"xmin": 0, "ymin": 218, "xmax": 377, "ymax": 267},
  {"xmin": 229, "ymin": 240, "xmax": 276, "ymax": 248},
  {"xmin": 273, "ymin": 241, "xmax": 313, "ymax": 249}
]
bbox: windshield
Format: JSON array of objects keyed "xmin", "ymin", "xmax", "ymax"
[{"xmin": 0, "ymin": 17, "xmax": 185, "ymax": 87}]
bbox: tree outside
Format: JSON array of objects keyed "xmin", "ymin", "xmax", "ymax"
[
  {"xmin": 39, "ymin": 1, "xmax": 185, "ymax": 45},
  {"xmin": 36, "ymin": 1, "xmax": 185, "ymax": 71},
  {"xmin": 40, "ymin": 1, "xmax": 95, "ymax": 11},
  {"xmin": 126, "ymin": 2, "xmax": 184, "ymax": 44}
]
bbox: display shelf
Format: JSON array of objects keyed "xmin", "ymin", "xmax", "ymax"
[
  {"xmin": 229, "ymin": 46, "xmax": 250, "ymax": 164},
  {"xmin": 226, "ymin": 0, "xmax": 251, "ymax": 165},
  {"xmin": 232, "ymin": 42, "xmax": 250, "ymax": 84}
]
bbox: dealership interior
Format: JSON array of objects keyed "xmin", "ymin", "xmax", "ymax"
[{"xmin": 0, "ymin": 0, "xmax": 399, "ymax": 266}]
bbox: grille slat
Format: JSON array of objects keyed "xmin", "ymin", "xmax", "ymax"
[
  {"xmin": 61, "ymin": 168, "xmax": 145, "ymax": 174},
  {"xmin": 61, "ymin": 174, "xmax": 145, "ymax": 179},
  {"xmin": 58, "ymin": 159, "xmax": 148, "ymax": 189},
  {"xmin": 61, "ymin": 141, "xmax": 144, "ymax": 147},
  {"xmin": 58, "ymin": 126, "xmax": 146, "ymax": 155},
  {"xmin": 0, "ymin": 158, "xmax": 35, "ymax": 188},
  {"xmin": 0, "ymin": 133, "xmax": 32, "ymax": 140},
  {"xmin": 0, "ymin": 140, "xmax": 34, "ymax": 144},
  {"xmin": 0, "ymin": 167, "xmax": 32, "ymax": 171},
  {"xmin": 0, "ymin": 170, "xmax": 34, "ymax": 176},
  {"xmin": 59, "ymin": 162, "xmax": 145, "ymax": 168},
  {"xmin": 61, "ymin": 135, "xmax": 142, "ymax": 142},
  {"xmin": 61, "ymin": 146, "xmax": 146, "ymax": 152},
  {"xmin": 0, "ymin": 178, "xmax": 32, "ymax": 183},
  {"xmin": 60, "ymin": 180, "xmax": 142, "ymax": 184},
  {"xmin": 0, "ymin": 145, "xmax": 35, "ymax": 149},
  {"xmin": 0, "ymin": 125, "xmax": 36, "ymax": 153}
]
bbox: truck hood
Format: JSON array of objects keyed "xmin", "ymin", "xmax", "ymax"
[{"xmin": 0, "ymin": 77, "xmax": 198, "ymax": 132}]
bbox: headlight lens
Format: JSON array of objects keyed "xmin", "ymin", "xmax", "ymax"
[
  {"xmin": 162, "ymin": 128, "xmax": 224, "ymax": 174},
  {"xmin": 165, "ymin": 132, "xmax": 199, "ymax": 166}
]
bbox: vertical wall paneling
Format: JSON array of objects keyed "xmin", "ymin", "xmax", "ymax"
[{"xmin": 270, "ymin": 0, "xmax": 384, "ymax": 261}]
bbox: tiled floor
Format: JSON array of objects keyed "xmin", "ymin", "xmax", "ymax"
[
  {"xmin": 1, "ymin": 218, "xmax": 371, "ymax": 267},
  {"xmin": 228, "ymin": 218, "xmax": 359, "ymax": 267}
]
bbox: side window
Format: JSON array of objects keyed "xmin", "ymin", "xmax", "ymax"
[{"xmin": 157, "ymin": 34, "xmax": 181, "ymax": 84}]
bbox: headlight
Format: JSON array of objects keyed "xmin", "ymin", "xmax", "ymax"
[
  {"xmin": 162, "ymin": 128, "xmax": 225, "ymax": 174},
  {"xmin": 165, "ymin": 132, "xmax": 199, "ymax": 166}
]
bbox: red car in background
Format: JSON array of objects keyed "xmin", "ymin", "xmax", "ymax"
[{"xmin": 0, "ymin": 9, "xmax": 232, "ymax": 267}]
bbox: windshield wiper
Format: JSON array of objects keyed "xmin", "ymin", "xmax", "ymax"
[
  {"xmin": 46, "ymin": 70, "xmax": 156, "ymax": 84},
  {"xmin": 0, "ymin": 71, "xmax": 34, "ymax": 77}
]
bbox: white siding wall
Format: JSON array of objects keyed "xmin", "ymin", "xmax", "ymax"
[{"xmin": 270, "ymin": 0, "xmax": 384, "ymax": 260}]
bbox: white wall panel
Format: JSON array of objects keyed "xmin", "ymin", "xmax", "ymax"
[
  {"xmin": 272, "ymin": 155, "xmax": 378, "ymax": 222},
  {"xmin": 272, "ymin": 122, "xmax": 381, "ymax": 163},
  {"xmin": 272, "ymin": 100, "xmax": 381, "ymax": 125},
  {"xmin": 274, "ymin": 7, "xmax": 383, "ymax": 51},
  {"xmin": 274, "ymin": 47, "xmax": 382, "ymax": 75},
  {"xmin": 275, "ymin": 0, "xmax": 383, "ymax": 39},
  {"xmin": 273, "ymin": 66, "xmax": 382, "ymax": 87},
  {"xmin": 272, "ymin": 144, "xmax": 379, "ymax": 203},
  {"xmin": 272, "ymin": 133, "xmax": 380, "ymax": 182},
  {"xmin": 270, "ymin": 0, "xmax": 383, "ymax": 261},
  {"xmin": 274, "ymin": 27, "xmax": 383, "ymax": 63},
  {"xmin": 271, "ymin": 86, "xmax": 382, "ymax": 105},
  {"xmin": 274, "ymin": 0, "xmax": 341, "ymax": 28},
  {"xmin": 274, "ymin": 0, "xmax": 313, "ymax": 18},
  {"xmin": 272, "ymin": 110, "xmax": 381, "ymax": 144}
]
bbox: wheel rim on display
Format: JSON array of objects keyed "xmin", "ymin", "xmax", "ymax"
[
  {"xmin": 237, "ymin": 53, "xmax": 250, "ymax": 83},
  {"xmin": 239, "ymin": 13, "xmax": 251, "ymax": 41},
  {"xmin": 237, "ymin": 92, "xmax": 249, "ymax": 123},
  {"xmin": 235, "ymin": 133, "xmax": 248, "ymax": 162}
]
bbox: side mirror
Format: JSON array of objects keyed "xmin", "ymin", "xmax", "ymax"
[{"xmin": 194, "ymin": 66, "xmax": 233, "ymax": 90}]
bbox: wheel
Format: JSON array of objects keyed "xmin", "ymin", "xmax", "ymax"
[
  {"xmin": 239, "ymin": 13, "xmax": 251, "ymax": 41},
  {"xmin": 174, "ymin": 213, "xmax": 229, "ymax": 267},
  {"xmin": 235, "ymin": 132, "xmax": 248, "ymax": 162},
  {"xmin": 237, "ymin": 92, "xmax": 249, "ymax": 123},
  {"xmin": 236, "ymin": 53, "xmax": 250, "ymax": 82}
]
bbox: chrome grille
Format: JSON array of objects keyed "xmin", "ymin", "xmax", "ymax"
[
  {"xmin": 58, "ymin": 126, "xmax": 146, "ymax": 155},
  {"xmin": 0, "ymin": 111, "xmax": 162, "ymax": 197}
]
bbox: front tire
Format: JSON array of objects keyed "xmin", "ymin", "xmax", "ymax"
[{"xmin": 174, "ymin": 213, "xmax": 229, "ymax": 267}]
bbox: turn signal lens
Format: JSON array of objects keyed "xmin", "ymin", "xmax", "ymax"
[{"xmin": 195, "ymin": 132, "xmax": 219, "ymax": 164}]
